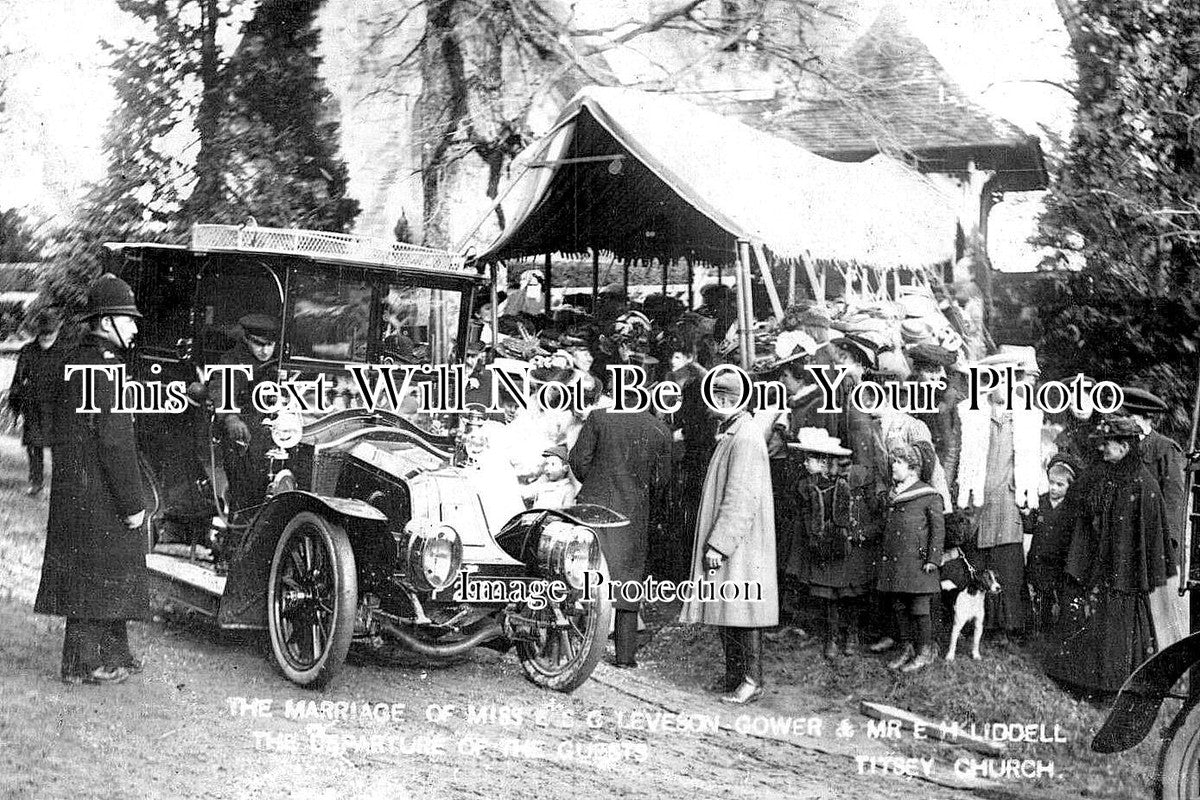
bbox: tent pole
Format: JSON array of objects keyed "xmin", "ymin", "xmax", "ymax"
[
  {"xmin": 661, "ymin": 258, "xmax": 668, "ymax": 299},
  {"xmin": 686, "ymin": 255, "xmax": 694, "ymax": 308},
  {"xmin": 801, "ymin": 258, "xmax": 821, "ymax": 303},
  {"xmin": 591, "ymin": 248, "xmax": 600, "ymax": 314},
  {"xmin": 623, "ymin": 259, "xmax": 630, "ymax": 296},
  {"xmin": 787, "ymin": 261, "xmax": 796, "ymax": 307},
  {"xmin": 736, "ymin": 241, "xmax": 754, "ymax": 371},
  {"xmin": 752, "ymin": 243, "xmax": 783, "ymax": 322},
  {"xmin": 544, "ymin": 252, "xmax": 553, "ymax": 317},
  {"xmin": 489, "ymin": 262, "xmax": 498, "ymax": 346}
]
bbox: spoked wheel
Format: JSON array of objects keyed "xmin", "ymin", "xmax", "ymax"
[
  {"xmin": 1159, "ymin": 699, "xmax": 1200, "ymax": 800},
  {"xmin": 516, "ymin": 559, "xmax": 612, "ymax": 693},
  {"xmin": 266, "ymin": 512, "xmax": 357, "ymax": 688}
]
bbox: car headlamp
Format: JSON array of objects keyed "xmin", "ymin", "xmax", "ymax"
[
  {"xmin": 269, "ymin": 409, "xmax": 304, "ymax": 451},
  {"xmin": 536, "ymin": 520, "xmax": 600, "ymax": 590},
  {"xmin": 399, "ymin": 519, "xmax": 463, "ymax": 592}
]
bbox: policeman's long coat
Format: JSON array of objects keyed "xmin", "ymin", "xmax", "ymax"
[
  {"xmin": 569, "ymin": 408, "xmax": 672, "ymax": 610},
  {"xmin": 679, "ymin": 412, "xmax": 778, "ymax": 628},
  {"xmin": 34, "ymin": 335, "xmax": 148, "ymax": 620}
]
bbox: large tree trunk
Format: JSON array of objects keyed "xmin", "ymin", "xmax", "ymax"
[
  {"xmin": 414, "ymin": 0, "xmax": 509, "ymax": 248},
  {"xmin": 185, "ymin": 0, "xmax": 225, "ymax": 224}
]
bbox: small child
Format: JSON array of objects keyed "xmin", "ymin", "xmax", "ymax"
[
  {"xmin": 1023, "ymin": 454, "xmax": 1081, "ymax": 634},
  {"xmin": 787, "ymin": 428, "xmax": 881, "ymax": 659},
  {"xmin": 875, "ymin": 443, "xmax": 945, "ymax": 673},
  {"xmin": 523, "ymin": 444, "xmax": 579, "ymax": 509}
]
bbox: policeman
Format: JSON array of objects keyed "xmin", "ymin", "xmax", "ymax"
[
  {"xmin": 209, "ymin": 313, "xmax": 280, "ymax": 521},
  {"xmin": 1119, "ymin": 386, "xmax": 1188, "ymax": 648},
  {"xmin": 34, "ymin": 274, "xmax": 147, "ymax": 685}
]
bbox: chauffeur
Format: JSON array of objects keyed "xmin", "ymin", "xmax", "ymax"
[
  {"xmin": 209, "ymin": 313, "xmax": 281, "ymax": 520},
  {"xmin": 34, "ymin": 274, "xmax": 147, "ymax": 685}
]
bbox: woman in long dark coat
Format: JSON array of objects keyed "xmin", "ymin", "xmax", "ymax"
[
  {"xmin": 569, "ymin": 398, "xmax": 672, "ymax": 667},
  {"xmin": 34, "ymin": 276, "xmax": 148, "ymax": 684},
  {"xmin": 1046, "ymin": 417, "xmax": 1175, "ymax": 694}
]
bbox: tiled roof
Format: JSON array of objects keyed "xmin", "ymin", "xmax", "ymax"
[{"xmin": 705, "ymin": 5, "xmax": 1046, "ymax": 189}]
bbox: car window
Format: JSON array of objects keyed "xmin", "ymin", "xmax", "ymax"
[
  {"xmin": 196, "ymin": 259, "xmax": 284, "ymax": 363},
  {"xmin": 288, "ymin": 267, "xmax": 372, "ymax": 362},
  {"xmin": 381, "ymin": 283, "xmax": 462, "ymax": 364}
]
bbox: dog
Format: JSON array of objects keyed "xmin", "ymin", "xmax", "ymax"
[{"xmin": 944, "ymin": 562, "xmax": 1002, "ymax": 662}]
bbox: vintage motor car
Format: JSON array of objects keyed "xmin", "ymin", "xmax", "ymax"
[{"xmin": 108, "ymin": 224, "xmax": 615, "ymax": 692}]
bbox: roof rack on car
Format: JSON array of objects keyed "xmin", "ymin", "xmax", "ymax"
[{"xmin": 190, "ymin": 224, "xmax": 469, "ymax": 273}]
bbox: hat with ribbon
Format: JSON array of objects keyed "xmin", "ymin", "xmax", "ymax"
[
  {"xmin": 831, "ymin": 334, "xmax": 879, "ymax": 368},
  {"xmin": 1089, "ymin": 416, "xmax": 1143, "ymax": 440},
  {"xmin": 788, "ymin": 427, "xmax": 852, "ymax": 457},
  {"xmin": 900, "ymin": 318, "xmax": 936, "ymax": 345}
]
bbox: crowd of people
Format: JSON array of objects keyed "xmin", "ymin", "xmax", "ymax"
[
  {"xmin": 465, "ymin": 274, "xmax": 1187, "ymax": 704},
  {"xmin": 8, "ymin": 268, "xmax": 1188, "ymax": 700}
]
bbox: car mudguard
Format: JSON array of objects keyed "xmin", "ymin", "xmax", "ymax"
[
  {"xmin": 217, "ymin": 491, "xmax": 388, "ymax": 629},
  {"xmin": 1092, "ymin": 631, "xmax": 1200, "ymax": 753},
  {"xmin": 494, "ymin": 504, "xmax": 627, "ymax": 566}
]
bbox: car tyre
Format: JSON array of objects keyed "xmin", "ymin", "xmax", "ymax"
[
  {"xmin": 516, "ymin": 555, "xmax": 612, "ymax": 693},
  {"xmin": 266, "ymin": 511, "xmax": 357, "ymax": 689},
  {"xmin": 1159, "ymin": 697, "xmax": 1200, "ymax": 800}
]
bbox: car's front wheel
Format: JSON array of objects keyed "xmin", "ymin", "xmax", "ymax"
[
  {"xmin": 266, "ymin": 512, "xmax": 357, "ymax": 688},
  {"xmin": 515, "ymin": 558, "xmax": 612, "ymax": 693}
]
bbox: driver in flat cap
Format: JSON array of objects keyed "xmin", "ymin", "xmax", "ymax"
[
  {"xmin": 1119, "ymin": 386, "xmax": 1188, "ymax": 648},
  {"xmin": 208, "ymin": 313, "xmax": 281, "ymax": 524}
]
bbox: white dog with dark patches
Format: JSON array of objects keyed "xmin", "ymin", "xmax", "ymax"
[{"xmin": 944, "ymin": 567, "xmax": 1002, "ymax": 662}]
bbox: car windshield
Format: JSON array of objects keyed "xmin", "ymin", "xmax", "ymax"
[{"xmin": 283, "ymin": 266, "xmax": 468, "ymax": 434}]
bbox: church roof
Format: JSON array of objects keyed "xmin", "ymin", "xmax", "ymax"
[{"xmin": 712, "ymin": 5, "xmax": 1047, "ymax": 191}]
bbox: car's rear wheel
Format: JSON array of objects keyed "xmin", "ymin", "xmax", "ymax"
[
  {"xmin": 1159, "ymin": 697, "xmax": 1200, "ymax": 800},
  {"xmin": 266, "ymin": 512, "xmax": 357, "ymax": 688},
  {"xmin": 516, "ymin": 557, "xmax": 612, "ymax": 693}
]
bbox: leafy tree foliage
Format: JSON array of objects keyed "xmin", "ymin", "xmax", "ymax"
[
  {"xmin": 204, "ymin": 0, "xmax": 359, "ymax": 230},
  {"xmin": 0, "ymin": 208, "xmax": 42, "ymax": 262},
  {"xmin": 1036, "ymin": 0, "xmax": 1200, "ymax": 436},
  {"xmin": 48, "ymin": 0, "xmax": 358, "ymax": 310}
]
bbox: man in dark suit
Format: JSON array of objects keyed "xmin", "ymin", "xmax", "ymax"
[
  {"xmin": 34, "ymin": 274, "xmax": 147, "ymax": 685},
  {"xmin": 8, "ymin": 307, "xmax": 68, "ymax": 495},
  {"xmin": 569, "ymin": 382, "xmax": 672, "ymax": 668}
]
